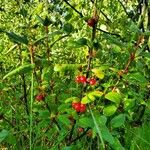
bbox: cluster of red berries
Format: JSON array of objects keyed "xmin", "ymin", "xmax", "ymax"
[
  {"xmin": 75, "ymin": 75, "xmax": 97, "ymax": 86},
  {"xmin": 72, "ymin": 102, "xmax": 86, "ymax": 113}
]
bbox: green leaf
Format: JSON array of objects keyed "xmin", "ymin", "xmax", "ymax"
[
  {"xmin": 65, "ymin": 97, "xmax": 80, "ymax": 103},
  {"xmin": 105, "ymin": 92, "xmax": 122, "ymax": 104},
  {"xmin": 110, "ymin": 114, "xmax": 126, "ymax": 128},
  {"xmin": 81, "ymin": 91, "xmax": 103, "ymax": 104},
  {"xmin": 78, "ymin": 117, "xmax": 94, "ymax": 128},
  {"xmin": 36, "ymin": 15, "xmax": 44, "ymax": 25},
  {"xmin": 57, "ymin": 114, "xmax": 70, "ymax": 126},
  {"xmin": 39, "ymin": 110, "xmax": 50, "ymax": 119},
  {"xmin": 3, "ymin": 64, "xmax": 35, "ymax": 80},
  {"xmin": 101, "ymin": 126, "xmax": 115, "ymax": 145},
  {"xmin": 143, "ymin": 31, "xmax": 150, "ymax": 36},
  {"xmin": 6, "ymin": 32, "xmax": 28, "ymax": 45},
  {"xmin": 34, "ymin": 31, "xmax": 62, "ymax": 45},
  {"xmin": 76, "ymin": 38, "xmax": 87, "ymax": 46},
  {"xmin": 103, "ymin": 34, "xmax": 126, "ymax": 48},
  {"xmin": 126, "ymin": 72, "xmax": 148, "ymax": 84},
  {"xmin": 81, "ymin": 94, "xmax": 95, "ymax": 104},
  {"xmin": 92, "ymin": 68, "xmax": 105, "ymax": 79},
  {"xmin": 89, "ymin": 91, "xmax": 104, "ymax": 97},
  {"xmin": 111, "ymin": 138, "xmax": 125, "ymax": 150},
  {"xmin": 103, "ymin": 105, "xmax": 117, "ymax": 116},
  {"xmin": 0, "ymin": 129, "xmax": 9, "ymax": 142},
  {"xmin": 63, "ymin": 23, "xmax": 74, "ymax": 34}
]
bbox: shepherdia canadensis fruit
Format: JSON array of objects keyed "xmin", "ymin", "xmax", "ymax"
[
  {"xmin": 89, "ymin": 78, "xmax": 97, "ymax": 85},
  {"xmin": 87, "ymin": 18, "xmax": 97, "ymax": 27},
  {"xmin": 75, "ymin": 75, "xmax": 87, "ymax": 84},
  {"xmin": 72, "ymin": 102, "xmax": 86, "ymax": 113},
  {"xmin": 36, "ymin": 94, "xmax": 45, "ymax": 102}
]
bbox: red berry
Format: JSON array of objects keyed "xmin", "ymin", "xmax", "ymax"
[
  {"xmin": 74, "ymin": 102, "xmax": 81, "ymax": 112},
  {"xmin": 87, "ymin": 18, "xmax": 96, "ymax": 27},
  {"xmin": 80, "ymin": 75, "xmax": 87, "ymax": 83},
  {"xmin": 89, "ymin": 78, "xmax": 97, "ymax": 85},
  {"xmin": 36, "ymin": 94, "xmax": 45, "ymax": 102},
  {"xmin": 80, "ymin": 103, "xmax": 86, "ymax": 112},
  {"xmin": 78, "ymin": 127, "xmax": 84, "ymax": 132},
  {"xmin": 72, "ymin": 102, "xmax": 78, "ymax": 108},
  {"xmin": 75, "ymin": 76, "xmax": 81, "ymax": 83}
]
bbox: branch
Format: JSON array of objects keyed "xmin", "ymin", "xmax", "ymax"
[
  {"xmin": 21, "ymin": 74, "xmax": 29, "ymax": 115},
  {"xmin": 99, "ymin": 10, "xmax": 112, "ymax": 23},
  {"xmin": 63, "ymin": 0, "xmax": 83, "ymax": 18},
  {"xmin": 50, "ymin": 34, "xmax": 69, "ymax": 48},
  {"xmin": 96, "ymin": 28, "xmax": 122, "ymax": 38},
  {"xmin": 117, "ymin": 0, "xmax": 132, "ymax": 19}
]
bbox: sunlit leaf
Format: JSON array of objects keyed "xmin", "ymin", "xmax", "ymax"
[
  {"xmin": 92, "ymin": 68, "xmax": 105, "ymax": 79},
  {"xmin": 103, "ymin": 105, "xmax": 117, "ymax": 116},
  {"xmin": 3, "ymin": 64, "xmax": 35, "ymax": 80},
  {"xmin": 6, "ymin": 32, "xmax": 28, "ymax": 45},
  {"xmin": 105, "ymin": 92, "xmax": 122, "ymax": 104}
]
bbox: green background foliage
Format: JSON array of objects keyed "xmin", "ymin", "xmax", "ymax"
[{"xmin": 0, "ymin": 0, "xmax": 150, "ymax": 149}]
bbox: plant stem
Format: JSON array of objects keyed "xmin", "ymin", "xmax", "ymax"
[
  {"xmin": 63, "ymin": 0, "xmax": 83, "ymax": 17},
  {"xmin": 29, "ymin": 44, "xmax": 34, "ymax": 150}
]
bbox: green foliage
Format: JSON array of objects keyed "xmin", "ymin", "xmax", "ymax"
[
  {"xmin": 3, "ymin": 64, "xmax": 35, "ymax": 79},
  {"xmin": 0, "ymin": 0, "xmax": 150, "ymax": 149}
]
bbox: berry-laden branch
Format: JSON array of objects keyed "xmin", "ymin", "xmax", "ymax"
[
  {"xmin": 63, "ymin": 0, "xmax": 123, "ymax": 42},
  {"xmin": 85, "ymin": 7, "xmax": 98, "ymax": 84}
]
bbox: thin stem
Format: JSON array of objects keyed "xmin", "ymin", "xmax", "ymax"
[
  {"xmin": 117, "ymin": 0, "xmax": 130, "ymax": 18},
  {"xmin": 22, "ymin": 74, "xmax": 29, "ymax": 116},
  {"xmin": 63, "ymin": 0, "xmax": 83, "ymax": 17},
  {"xmin": 29, "ymin": 44, "xmax": 34, "ymax": 150},
  {"xmin": 96, "ymin": 28, "xmax": 122, "ymax": 39}
]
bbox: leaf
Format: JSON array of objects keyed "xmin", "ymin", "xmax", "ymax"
[
  {"xmin": 57, "ymin": 114, "xmax": 70, "ymax": 126},
  {"xmin": 58, "ymin": 104, "xmax": 70, "ymax": 112},
  {"xmin": 78, "ymin": 117, "xmax": 94, "ymax": 128},
  {"xmin": 6, "ymin": 32, "xmax": 28, "ymax": 45},
  {"xmin": 3, "ymin": 64, "xmax": 35, "ymax": 80},
  {"xmin": 65, "ymin": 97, "xmax": 80, "ymax": 103},
  {"xmin": 143, "ymin": 31, "xmax": 150, "ymax": 36},
  {"xmin": 34, "ymin": 31, "xmax": 62, "ymax": 45},
  {"xmin": 92, "ymin": 68, "xmax": 105, "ymax": 79},
  {"xmin": 110, "ymin": 114, "xmax": 126, "ymax": 128},
  {"xmin": 39, "ymin": 110, "xmax": 50, "ymax": 119},
  {"xmin": 103, "ymin": 34, "xmax": 126, "ymax": 48},
  {"xmin": 126, "ymin": 72, "xmax": 148, "ymax": 84},
  {"xmin": 81, "ymin": 91, "xmax": 103, "ymax": 104},
  {"xmin": 103, "ymin": 105, "xmax": 117, "ymax": 116},
  {"xmin": 81, "ymin": 94, "xmax": 95, "ymax": 104},
  {"xmin": 36, "ymin": 15, "xmax": 44, "ymax": 25},
  {"xmin": 89, "ymin": 91, "xmax": 104, "ymax": 97},
  {"xmin": 63, "ymin": 23, "xmax": 74, "ymax": 34},
  {"xmin": 105, "ymin": 92, "xmax": 122, "ymax": 104},
  {"xmin": 76, "ymin": 38, "xmax": 87, "ymax": 46},
  {"xmin": 0, "ymin": 129, "xmax": 9, "ymax": 142},
  {"xmin": 111, "ymin": 138, "xmax": 125, "ymax": 150},
  {"xmin": 101, "ymin": 126, "xmax": 115, "ymax": 145}
]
